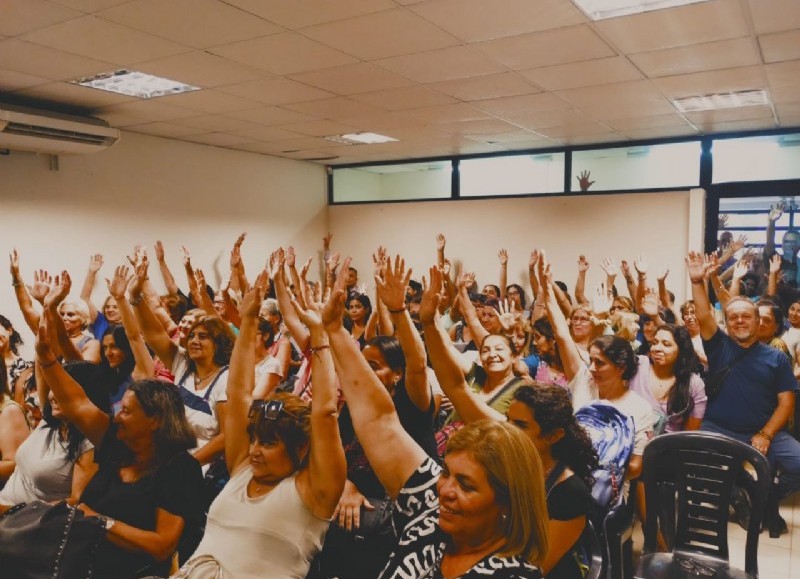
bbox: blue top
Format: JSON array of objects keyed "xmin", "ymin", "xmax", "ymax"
[
  {"xmin": 702, "ymin": 330, "xmax": 797, "ymax": 433},
  {"xmin": 90, "ymin": 312, "xmax": 110, "ymax": 341}
]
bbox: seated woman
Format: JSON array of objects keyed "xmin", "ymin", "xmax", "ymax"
[
  {"xmin": 526, "ymin": 317, "xmax": 570, "ymax": 388},
  {"xmin": 325, "ymin": 260, "xmax": 549, "ymax": 578},
  {"xmin": 757, "ymin": 298, "xmax": 791, "ymax": 356},
  {"xmin": 184, "ymin": 278, "xmax": 345, "ymax": 578},
  {"xmin": 0, "ymin": 358, "xmax": 31, "ymax": 486},
  {"xmin": 421, "ymin": 272, "xmax": 597, "ymax": 578},
  {"xmin": 0, "ymin": 361, "xmax": 104, "ymax": 507},
  {"xmin": 345, "ymin": 292, "xmax": 371, "ymax": 350},
  {"xmin": 628, "ymin": 324, "xmax": 706, "ymax": 433},
  {"xmin": 35, "ymin": 312, "xmax": 204, "ymax": 578},
  {"xmin": 250, "ymin": 317, "xmax": 286, "ymax": 399},
  {"xmin": 679, "ymin": 300, "xmax": 708, "ymax": 367},
  {"xmin": 79, "ymin": 253, "xmax": 123, "ymax": 340},
  {"xmin": 57, "ymin": 299, "xmax": 101, "ymax": 364},
  {"xmin": 0, "ymin": 315, "xmax": 33, "ymax": 407}
]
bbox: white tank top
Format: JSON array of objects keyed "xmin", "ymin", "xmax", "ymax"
[{"xmin": 189, "ymin": 465, "xmax": 330, "ymax": 579}]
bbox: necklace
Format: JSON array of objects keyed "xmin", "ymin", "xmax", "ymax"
[{"xmin": 194, "ymin": 367, "xmax": 218, "ymax": 386}]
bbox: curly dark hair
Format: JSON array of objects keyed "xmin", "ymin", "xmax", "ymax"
[
  {"xmin": 130, "ymin": 379, "xmax": 197, "ymax": 465},
  {"xmin": 187, "ymin": 316, "xmax": 235, "ymax": 369},
  {"xmin": 513, "ymin": 385, "xmax": 599, "ymax": 488},
  {"xmin": 100, "ymin": 325, "xmax": 136, "ymax": 395},
  {"xmin": 505, "ymin": 284, "xmax": 527, "ymax": 309},
  {"xmin": 0, "ymin": 315, "xmax": 23, "ymax": 355},
  {"xmin": 591, "ymin": 335, "xmax": 638, "ymax": 381},
  {"xmin": 654, "ymin": 324, "xmax": 702, "ymax": 421}
]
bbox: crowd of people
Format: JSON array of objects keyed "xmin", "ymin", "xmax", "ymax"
[{"xmin": 0, "ymin": 224, "xmax": 799, "ymax": 578}]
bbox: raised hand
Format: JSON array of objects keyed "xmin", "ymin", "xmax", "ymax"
[
  {"xmin": 620, "ymin": 259, "xmax": 632, "ymax": 279},
  {"xmin": 528, "ymin": 249, "xmax": 540, "ymax": 273},
  {"xmin": 769, "ymin": 253, "xmax": 782, "ymax": 274},
  {"xmin": 600, "ymin": 256, "xmax": 619, "ymax": 277},
  {"xmin": 456, "ymin": 271, "xmax": 475, "ymax": 292},
  {"xmin": 9, "ymin": 249, "xmax": 20, "ymax": 278},
  {"xmin": 419, "ymin": 266, "xmax": 443, "ymax": 325},
  {"xmin": 498, "ymin": 249, "xmax": 508, "ymax": 266},
  {"xmin": 729, "ymin": 234, "xmax": 747, "ymax": 253},
  {"xmin": 28, "ymin": 269, "xmax": 52, "ymax": 304},
  {"xmin": 376, "ymin": 255, "xmax": 411, "ymax": 312},
  {"xmin": 372, "ymin": 246, "xmax": 388, "ymax": 280},
  {"xmin": 634, "ymin": 254, "xmax": 648, "ymax": 276},
  {"xmin": 35, "ymin": 316, "xmax": 55, "ymax": 361},
  {"xmin": 194, "ymin": 268, "xmax": 207, "ymax": 290},
  {"xmin": 685, "ymin": 252, "xmax": 710, "ymax": 283},
  {"xmin": 286, "ymin": 246, "xmax": 297, "ymax": 268},
  {"xmin": 129, "ymin": 256, "xmax": 150, "ymax": 298},
  {"xmin": 496, "ymin": 299, "xmax": 518, "ymax": 331},
  {"xmin": 323, "ymin": 233, "xmax": 333, "ymax": 251},
  {"xmin": 592, "ymin": 283, "xmax": 612, "ymax": 314},
  {"xmin": 641, "ymin": 288, "xmax": 659, "ymax": 317},
  {"xmin": 435, "ymin": 234, "xmax": 446, "ymax": 252},
  {"xmin": 154, "ymin": 240, "xmax": 165, "ymax": 262},
  {"xmin": 88, "ymin": 254, "xmax": 104, "ymax": 273},
  {"xmin": 325, "ymin": 251, "xmax": 341, "ymax": 273},
  {"xmin": 732, "ymin": 259, "xmax": 749, "ymax": 281},
  {"xmin": 577, "ymin": 170, "xmax": 594, "ymax": 191},
  {"xmin": 656, "ymin": 266, "xmax": 670, "ymax": 282},
  {"xmin": 234, "ymin": 232, "xmax": 247, "ymax": 251},
  {"xmin": 769, "ymin": 201, "xmax": 785, "ymax": 222},
  {"xmin": 321, "ymin": 257, "xmax": 350, "ymax": 332},
  {"xmin": 239, "ymin": 282, "xmax": 266, "ymax": 320},
  {"xmin": 105, "ymin": 265, "xmax": 131, "ymax": 300},
  {"xmin": 230, "ymin": 245, "xmax": 242, "ymax": 269},
  {"xmin": 44, "ymin": 271, "xmax": 71, "ymax": 310},
  {"xmin": 718, "ymin": 214, "xmax": 729, "ymax": 229},
  {"xmin": 180, "ymin": 245, "xmax": 192, "ymax": 267},
  {"xmin": 438, "ymin": 258, "xmax": 452, "ymax": 278},
  {"xmin": 577, "ymin": 255, "xmax": 590, "ymax": 272}
]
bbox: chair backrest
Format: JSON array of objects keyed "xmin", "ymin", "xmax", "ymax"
[{"xmin": 640, "ymin": 431, "xmax": 771, "ymax": 577}]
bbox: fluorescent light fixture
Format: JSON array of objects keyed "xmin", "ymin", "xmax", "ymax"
[
  {"xmin": 324, "ymin": 132, "xmax": 398, "ymax": 145},
  {"xmin": 71, "ymin": 69, "xmax": 200, "ymax": 99},
  {"xmin": 571, "ymin": 0, "xmax": 710, "ymax": 20},
  {"xmin": 671, "ymin": 89, "xmax": 769, "ymax": 113}
]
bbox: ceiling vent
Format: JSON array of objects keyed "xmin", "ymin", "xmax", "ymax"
[{"xmin": 0, "ymin": 104, "xmax": 120, "ymax": 154}]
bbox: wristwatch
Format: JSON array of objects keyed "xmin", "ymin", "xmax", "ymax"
[{"xmin": 98, "ymin": 515, "xmax": 115, "ymax": 531}]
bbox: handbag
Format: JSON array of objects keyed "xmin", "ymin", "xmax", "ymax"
[
  {"xmin": 173, "ymin": 554, "xmax": 228, "ymax": 579},
  {"xmin": 0, "ymin": 500, "xmax": 105, "ymax": 579},
  {"xmin": 704, "ymin": 346, "xmax": 754, "ymax": 401}
]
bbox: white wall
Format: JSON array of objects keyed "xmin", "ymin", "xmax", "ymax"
[
  {"xmin": 329, "ymin": 189, "xmax": 705, "ymax": 307},
  {"xmin": 0, "ymin": 131, "xmax": 327, "ymax": 355}
]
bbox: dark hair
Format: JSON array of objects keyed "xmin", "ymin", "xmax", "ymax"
[
  {"xmin": 187, "ymin": 316, "xmax": 235, "ymax": 368},
  {"xmin": 407, "ymin": 279, "xmax": 422, "ymax": 297},
  {"xmin": 247, "ymin": 392, "xmax": 311, "ymax": 471},
  {"xmin": 100, "ymin": 325, "xmax": 136, "ymax": 394},
  {"xmin": 345, "ymin": 293, "xmax": 372, "ymax": 328},
  {"xmin": 590, "ymin": 335, "xmax": 637, "ymax": 381},
  {"xmin": 0, "ymin": 356, "xmax": 8, "ymax": 402},
  {"xmin": 483, "ymin": 284, "xmax": 501, "ymax": 297},
  {"xmin": 512, "ymin": 385, "xmax": 599, "ymax": 488},
  {"xmin": 532, "ymin": 318, "xmax": 561, "ymax": 366},
  {"xmin": 757, "ymin": 298, "xmax": 785, "ymax": 338},
  {"xmin": 257, "ymin": 318, "xmax": 276, "ymax": 349},
  {"xmin": 366, "ymin": 335, "xmax": 406, "ymax": 374},
  {"xmin": 129, "ymin": 379, "xmax": 197, "ymax": 464},
  {"xmin": 505, "ymin": 284, "xmax": 528, "ymax": 309},
  {"xmin": 740, "ymin": 272, "xmax": 760, "ymax": 296},
  {"xmin": 554, "ymin": 281, "xmax": 572, "ymax": 305},
  {"xmin": 479, "ymin": 333, "xmax": 519, "ymax": 356},
  {"xmin": 652, "ymin": 325, "xmax": 702, "ymax": 421},
  {"xmin": 43, "ymin": 361, "xmax": 111, "ymax": 463},
  {"xmin": 0, "ymin": 315, "xmax": 23, "ymax": 355}
]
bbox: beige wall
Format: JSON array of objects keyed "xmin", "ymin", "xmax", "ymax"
[
  {"xmin": 0, "ymin": 131, "xmax": 327, "ymax": 355},
  {"xmin": 328, "ymin": 189, "xmax": 705, "ymax": 308}
]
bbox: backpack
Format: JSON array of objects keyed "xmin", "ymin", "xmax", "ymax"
[{"xmin": 575, "ymin": 402, "xmax": 635, "ymax": 510}]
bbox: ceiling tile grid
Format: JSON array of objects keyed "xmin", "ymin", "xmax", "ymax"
[{"xmin": 0, "ymin": 0, "xmax": 797, "ymax": 164}]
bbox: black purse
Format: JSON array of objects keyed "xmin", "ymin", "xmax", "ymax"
[{"xmin": 0, "ymin": 500, "xmax": 105, "ymax": 579}]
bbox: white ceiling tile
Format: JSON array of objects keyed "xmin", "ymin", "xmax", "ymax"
[
  {"xmin": 96, "ymin": 100, "xmax": 198, "ymax": 126},
  {"xmin": 276, "ymin": 119, "xmax": 361, "ymax": 138},
  {"xmin": 0, "ymin": 0, "xmax": 83, "ymax": 36},
  {"xmin": 776, "ymin": 102, "xmax": 800, "ymax": 122},
  {"xmin": 595, "ymin": 0, "xmax": 749, "ymax": 54},
  {"xmin": 337, "ymin": 111, "xmax": 423, "ymax": 130},
  {"xmin": 605, "ymin": 114, "xmax": 693, "ymax": 131},
  {"xmin": 475, "ymin": 25, "xmax": 615, "ymax": 70},
  {"xmin": 623, "ymin": 125, "xmax": 699, "ymax": 139},
  {"xmin": 375, "ymin": 46, "xmax": 505, "ymax": 83},
  {"xmin": 228, "ymin": 125, "xmax": 306, "ymax": 141},
  {"xmin": 759, "ymin": 30, "xmax": 800, "ymax": 63},
  {"xmin": 351, "ymin": 86, "xmax": 457, "ymax": 110},
  {"xmin": 426, "ymin": 72, "xmax": 540, "ymax": 101},
  {"xmin": 768, "ymin": 85, "xmax": 800, "ymax": 106},
  {"xmin": 565, "ymin": 133, "xmax": 627, "ymax": 146},
  {"xmin": 519, "ymin": 56, "xmax": 642, "ymax": 91},
  {"xmin": 0, "ymin": 38, "xmax": 115, "ymax": 80},
  {"xmin": 182, "ymin": 132, "xmax": 256, "ymax": 147},
  {"xmin": 217, "ymin": 78, "xmax": 334, "ymax": 106},
  {"xmin": 302, "ymin": 8, "xmax": 460, "ymax": 60},
  {"xmin": 652, "ymin": 65, "xmax": 767, "ymax": 98},
  {"xmin": 473, "ymin": 92, "xmax": 570, "ymax": 117},
  {"xmin": 224, "ymin": 106, "xmax": 318, "ymax": 126},
  {"xmin": 222, "ymin": 0, "xmax": 395, "ymax": 29},
  {"xmin": 288, "ymin": 63, "xmax": 414, "ymax": 96},
  {"xmin": 696, "ymin": 117, "xmax": 778, "ymax": 134},
  {"xmin": 630, "ymin": 37, "xmax": 760, "ymax": 78},
  {"xmin": 156, "ymin": 89, "xmax": 263, "ymax": 114},
  {"xmin": 685, "ymin": 104, "xmax": 774, "ymax": 126},
  {"xmin": 556, "ymin": 80, "xmax": 676, "ymax": 120},
  {"xmin": 0, "ymin": 69, "xmax": 50, "ymax": 91},
  {"xmin": 98, "ymin": 0, "xmax": 282, "ymax": 49},
  {"xmin": 13, "ymin": 81, "xmax": 137, "ymax": 108},
  {"xmin": 766, "ymin": 60, "xmax": 800, "ymax": 88},
  {"xmin": 506, "ymin": 107, "xmax": 598, "ymax": 130},
  {"xmin": 210, "ymin": 32, "xmax": 358, "ymax": 75},
  {"xmin": 409, "ymin": 0, "xmax": 586, "ymax": 42},
  {"xmin": 283, "ymin": 96, "xmax": 387, "ymax": 118},
  {"xmin": 434, "ymin": 118, "xmax": 524, "ymax": 136},
  {"xmin": 124, "ymin": 122, "xmax": 207, "ymax": 137},
  {"xmin": 49, "ymin": 0, "xmax": 131, "ymax": 12},
  {"xmin": 403, "ymin": 102, "xmax": 491, "ymax": 124},
  {"xmin": 22, "ymin": 15, "xmax": 190, "ymax": 65},
  {"xmin": 134, "ymin": 52, "xmax": 267, "ymax": 89},
  {"xmin": 538, "ymin": 121, "xmax": 616, "ymax": 138},
  {"xmin": 747, "ymin": 0, "xmax": 800, "ymax": 34},
  {"xmin": 171, "ymin": 114, "xmax": 257, "ymax": 132}
]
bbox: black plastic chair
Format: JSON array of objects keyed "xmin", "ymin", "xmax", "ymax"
[
  {"xmin": 601, "ymin": 480, "xmax": 637, "ymax": 579},
  {"xmin": 634, "ymin": 431, "xmax": 771, "ymax": 579},
  {"xmin": 578, "ymin": 519, "xmax": 604, "ymax": 579}
]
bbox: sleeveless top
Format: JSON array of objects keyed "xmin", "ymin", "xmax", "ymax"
[{"xmin": 189, "ymin": 465, "xmax": 330, "ymax": 579}]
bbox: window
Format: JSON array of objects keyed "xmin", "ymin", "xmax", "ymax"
[
  {"xmin": 459, "ymin": 153, "xmax": 564, "ymax": 197},
  {"xmin": 713, "ymin": 134, "xmax": 800, "ymax": 183},
  {"xmin": 332, "ymin": 161, "xmax": 452, "ymax": 202}
]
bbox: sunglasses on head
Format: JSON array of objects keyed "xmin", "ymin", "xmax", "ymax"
[{"xmin": 248, "ymin": 399, "xmax": 299, "ymax": 422}]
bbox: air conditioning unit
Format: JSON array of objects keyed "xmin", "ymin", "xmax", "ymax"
[{"xmin": 0, "ymin": 104, "xmax": 120, "ymax": 155}]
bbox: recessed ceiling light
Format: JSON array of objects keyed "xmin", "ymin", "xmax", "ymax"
[
  {"xmin": 71, "ymin": 69, "xmax": 200, "ymax": 99},
  {"xmin": 324, "ymin": 132, "xmax": 398, "ymax": 145},
  {"xmin": 571, "ymin": 0, "xmax": 710, "ymax": 20},
  {"xmin": 671, "ymin": 89, "xmax": 769, "ymax": 113}
]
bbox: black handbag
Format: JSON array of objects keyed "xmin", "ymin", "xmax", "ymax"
[{"xmin": 0, "ymin": 500, "xmax": 105, "ymax": 579}]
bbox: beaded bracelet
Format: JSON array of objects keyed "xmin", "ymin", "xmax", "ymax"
[
  {"xmin": 387, "ymin": 306, "xmax": 406, "ymax": 313},
  {"xmin": 310, "ymin": 344, "xmax": 330, "ymax": 355}
]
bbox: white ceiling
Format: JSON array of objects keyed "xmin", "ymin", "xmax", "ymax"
[{"xmin": 1, "ymin": 0, "xmax": 798, "ymax": 165}]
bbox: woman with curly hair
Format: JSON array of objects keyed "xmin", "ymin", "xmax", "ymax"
[{"xmin": 628, "ymin": 324, "xmax": 706, "ymax": 433}]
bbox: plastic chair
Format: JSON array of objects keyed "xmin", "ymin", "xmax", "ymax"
[
  {"xmin": 634, "ymin": 431, "xmax": 771, "ymax": 579},
  {"xmin": 579, "ymin": 519, "xmax": 604, "ymax": 579},
  {"xmin": 600, "ymin": 480, "xmax": 637, "ymax": 579}
]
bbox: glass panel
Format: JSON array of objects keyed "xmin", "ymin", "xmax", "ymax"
[
  {"xmin": 713, "ymin": 134, "xmax": 800, "ymax": 183},
  {"xmin": 459, "ymin": 153, "xmax": 565, "ymax": 197},
  {"xmin": 572, "ymin": 142, "xmax": 701, "ymax": 191},
  {"xmin": 332, "ymin": 161, "xmax": 452, "ymax": 202},
  {"xmin": 719, "ymin": 196, "xmax": 800, "ymax": 252}
]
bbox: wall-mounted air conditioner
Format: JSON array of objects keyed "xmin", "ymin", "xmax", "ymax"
[{"xmin": 0, "ymin": 104, "xmax": 120, "ymax": 155}]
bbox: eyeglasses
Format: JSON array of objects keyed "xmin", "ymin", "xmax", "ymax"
[
  {"xmin": 248, "ymin": 399, "xmax": 299, "ymax": 422},
  {"xmin": 571, "ymin": 316, "xmax": 592, "ymax": 323}
]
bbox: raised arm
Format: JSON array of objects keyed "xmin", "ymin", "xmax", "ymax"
[
  {"xmin": 35, "ymin": 317, "xmax": 110, "ymax": 447},
  {"xmin": 324, "ymin": 259, "xmax": 426, "ymax": 499},
  {"xmin": 10, "ymin": 250, "xmax": 41, "ymax": 334},
  {"xmin": 686, "ymin": 252, "xmax": 719, "ymax": 340},
  {"xmin": 767, "ymin": 253, "xmax": 781, "ymax": 296},
  {"xmin": 106, "ymin": 265, "xmax": 155, "ymax": 380},
  {"xmin": 728, "ymin": 258, "xmax": 749, "ymax": 298},
  {"xmin": 420, "ymin": 267, "xmax": 503, "ymax": 423},
  {"xmin": 230, "ymin": 232, "xmax": 250, "ymax": 294},
  {"xmin": 43, "ymin": 272, "xmax": 84, "ymax": 362},
  {"xmin": 498, "ymin": 249, "xmax": 508, "ymax": 299},
  {"xmin": 289, "ymin": 285, "xmax": 346, "ymax": 519},
  {"xmin": 130, "ymin": 258, "xmax": 179, "ymax": 369},
  {"xmin": 539, "ymin": 252, "xmax": 584, "ymax": 381},
  {"xmin": 621, "ymin": 259, "xmax": 638, "ymax": 301},
  {"xmin": 600, "ymin": 257, "xmax": 619, "ymax": 296},
  {"xmin": 634, "ymin": 254, "xmax": 648, "ymax": 313},
  {"xmin": 79, "ymin": 254, "xmax": 104, "ymax": 324},
  {"xmin": 154, "ymin": 241, "xmax": 180, "ymax": 298},
  {"xmin": 376, "ymin": 255, "xmax": 432, "ymax": 412},
  {"xmin": 273, "ymin": 251, "xmax": 311, "ymax": 352},
  {"xmin": 575, "ymin": 255, "xmax": 590, "ymax": 306},
  {"xmin": 764, "ymin": 202, "xmax": 784, "ymax": 260},
  {"xmin": 456, "ymin": 271, "xmax": 490, "ymax": 347}
]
